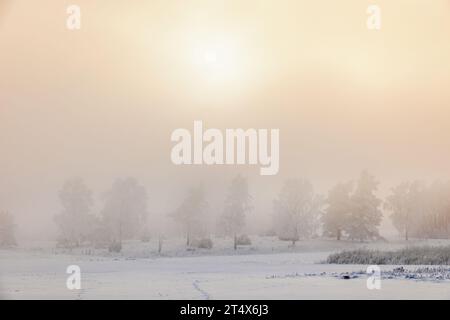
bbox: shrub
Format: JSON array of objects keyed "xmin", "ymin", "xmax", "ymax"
[
  {"xmin": 326, "ymin": 246, "xmax": 450, "ymax": 265},
  {"xmin": 236, "ymin": 235, "xmax": 252, "ymax": 246},
  {"xmin": 108, "ymin": 241, "xmax": 122, "ymax": 253},
  {"xmin": 191, "ymin": 238, "xmax": 213, "ymax": 249}
]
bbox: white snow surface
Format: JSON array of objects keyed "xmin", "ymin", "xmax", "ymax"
[{"xmin": 1, "ymin": 237, "xmax": 449, "ymax": 299}]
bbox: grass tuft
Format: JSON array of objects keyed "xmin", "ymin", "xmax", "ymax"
[{"xmin": 326, "ymin": 246, "xmax": 450, "ymax": 265}]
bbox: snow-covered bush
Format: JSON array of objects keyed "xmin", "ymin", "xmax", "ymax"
[
  {"xmin": 327, "ymin": 246, "xmax": 450, "ymax": 265},
  {"xmin": 191, "ymin": 238, "xmax": 213, "ymax": 249},
  {"xmin": 108, "ymin": 241, "xmax": 122, "ymax": 253},
  {"xmin": 235, "ymin": 234, "xmax": 252, "ymax": 246}
]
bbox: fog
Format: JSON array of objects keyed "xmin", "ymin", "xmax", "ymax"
[{"xmin": 1, "ymin": 0, "xmax": 450, "ymax": 241}]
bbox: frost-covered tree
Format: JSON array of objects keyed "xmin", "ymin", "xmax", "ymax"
[
  {"xmin": 421, "ymin": 181, "xmax": 450, "ymax": 239},
  {"xmin": 101, "ymin": 178, "xmax": 148, "ymax": 245},
  {"xmin": 0, "ymin": 211, "xmax": 17, "ymax": 247},
  {"xmin": 434, "ymin": 182, "xmax": 450, "ymax": 238},
  {"xmin": 346, "ymin": 171, "xmax": 382, "ymax": 241},
  {"xmin": 274, "ymin": 179, "xmax": 323, "ymax": 245},
  {"xmin": 385, "ymin": 180, "xmax": 450, "ymax": 240},
  {"xmin": 55, "ymin": 178, "xmax": 95, "ymax": 247},
  {"xmin": 171, "ymin": 185, "xmax": 208, "ymax": 246},
  {"xmin": 322, "ymin": 181, "xmax": 353, "ymax": 240},
  {"xmin": 217, "ymin": 175, "xmax": 252, "ymax": 249},
  {"xmin": 385, "ymin": 180, "xmax": 425, "ymax": 241}
]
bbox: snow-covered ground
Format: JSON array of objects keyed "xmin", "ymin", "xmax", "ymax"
[{"xmin": 1, "ymin": 237, "xmax": 449, "ymax": 299}]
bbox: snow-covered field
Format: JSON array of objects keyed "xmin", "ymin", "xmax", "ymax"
[{"xmin": 1, "ymin": 237, "xmax": 449, "ymax": 299}]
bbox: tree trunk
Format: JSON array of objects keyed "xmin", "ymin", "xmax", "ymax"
[
  {"xmin": 234, "ymin": 234, "xmax": 237, "ymax": 250},
  {"xmin": 337, "ymin": 229, "xmax": 341, "ymax": 241},
  {"xmin": 119, "ymin": 222, "xmax": 123, "ymax": 246},
  {"xmin": 158, "ymin": 236, "xmax": 163, "ymax": 254},
  {"xmin": 405, "ymin": 217, "xmax": 409, "ymax": 241}
]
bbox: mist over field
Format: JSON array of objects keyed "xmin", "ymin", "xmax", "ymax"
[{"xmin": 1, "ymin": 0, "xmax": 450, "ymax": 300}]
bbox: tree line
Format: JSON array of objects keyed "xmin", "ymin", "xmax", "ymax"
[{"xmin": 1, "ymin": 171, "xmax": 450, "ymax": 250}]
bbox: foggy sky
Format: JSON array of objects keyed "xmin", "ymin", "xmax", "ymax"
[{"xmin": 1, "ymin": 0, "xmax": 450, "ymax": 239}]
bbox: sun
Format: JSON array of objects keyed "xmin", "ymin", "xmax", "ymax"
[
  {"xmin": 190, "ymin": 38, "xmax": 244, "ymax": 84},
  {"xmin": 203, "ymin": 50, "xmax": 218, "ymax": 65}
]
